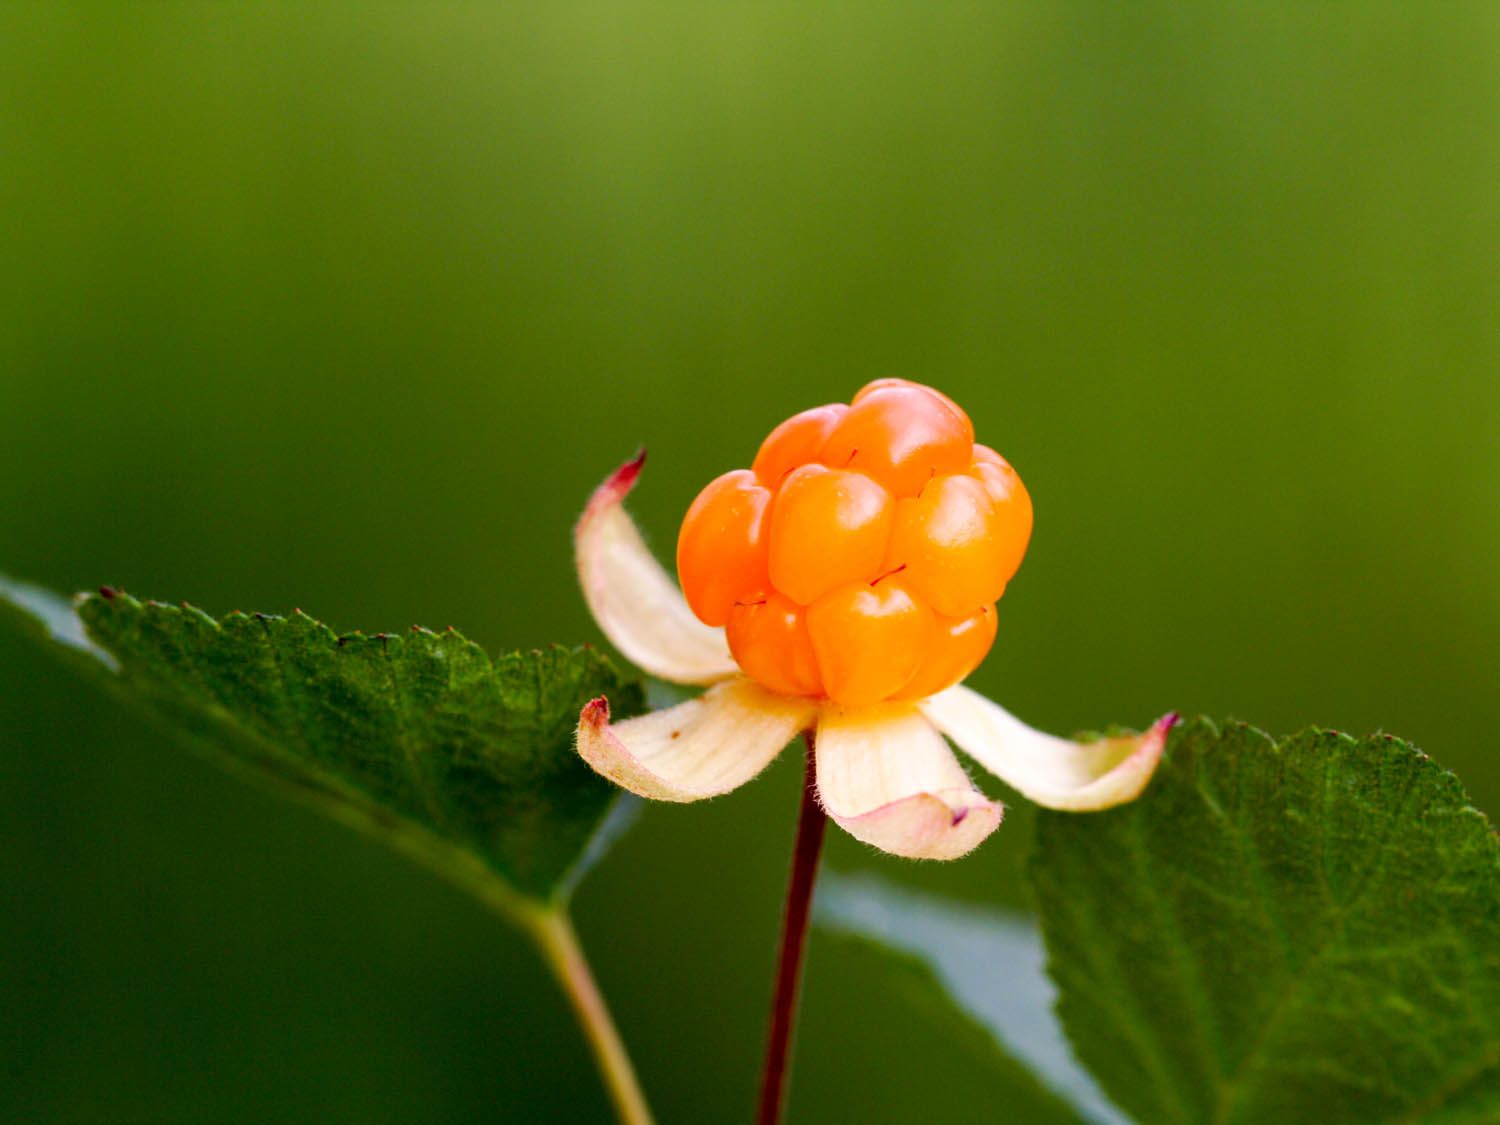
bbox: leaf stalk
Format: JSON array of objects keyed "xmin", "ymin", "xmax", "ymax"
[{"xmin": 527, "ymin": 907, "xmax": 656, "ymax": 1125}]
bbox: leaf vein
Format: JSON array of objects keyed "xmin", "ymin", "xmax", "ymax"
[{"xmin": 1210, "ymin": 753, "xmax": 1426, "ymax": 1123}]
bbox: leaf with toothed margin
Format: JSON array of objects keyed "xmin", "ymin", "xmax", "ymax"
[
  {"xmin": 1030, "ymin": 717, "xmax": 1500, "ymax": 1125},
  {"xmin": 0, "ymin": 577, "xmax": 645, "ymax": 912}
]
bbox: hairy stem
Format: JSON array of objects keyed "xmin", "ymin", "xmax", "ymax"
[
  {"xmin": 528, "ymin": 907, "xmax": 655, "ymax": 1125},
  {"xmin": 757, "ymin": 730, "xmax": 828, "ymax": 1125}
]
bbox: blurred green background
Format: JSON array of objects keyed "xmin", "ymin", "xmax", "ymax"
[{"xmin": 3, "ymin": 4, "xmax": 1498, "ymax": 1122}]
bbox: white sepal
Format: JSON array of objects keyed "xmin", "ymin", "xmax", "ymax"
[
  {"xmin": 577, "ymin": 677, "xmax": 815, "ymax": 803},
  {"xmin": 575, "ymin": 453, "xmax": 739, "ymax": 685},
  {"xmin": 814, "ymin": 703, "xmax": 1002, "ymax": 860},
  {"xmin": 920, "ymin": 685, "xmax": 1176, "ymax": 811}
]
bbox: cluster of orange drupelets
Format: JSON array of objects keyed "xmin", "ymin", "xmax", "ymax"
[{"xmin": 676, "ymin": 379, "xmax": 1032, "ymax": 707}]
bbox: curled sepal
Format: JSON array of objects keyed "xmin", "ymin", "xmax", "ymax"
[
  {"xmin": 920, "ymin": 685, "xmax": 1177, "ymax": 811},
  {"xmin": 577, "ymin": 677, "xmax": 815, "ymax": 803},
  {"xmin": 575, "ymin": 453, "xmax": 740, "ymax": 685},
  {"xmin": 814, "ymin": 703, "xmax": 1002, "ymax": 860}
]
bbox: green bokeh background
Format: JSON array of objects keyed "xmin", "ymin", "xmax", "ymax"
[{"xmin": 3, "ymin": 5, "xmax": 1498, "ymax": 1122}]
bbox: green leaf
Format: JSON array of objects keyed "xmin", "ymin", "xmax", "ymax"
[
  {"xmin": 1030, "ymin": 718, "xmax": 1500, "ymax": 1125},
  {"xmin": 1, "ymin": 578, "xmax": 644, "ymax": 911}
]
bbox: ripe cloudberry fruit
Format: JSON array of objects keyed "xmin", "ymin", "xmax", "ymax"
[{"xmin": 676, "ymin": 379, "xmax": 1032, "ymax": 706}]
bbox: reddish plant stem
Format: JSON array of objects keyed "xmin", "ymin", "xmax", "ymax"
[{"xmin": 756, "ymin": 731, "xmax": 828, "ymax": 1125}]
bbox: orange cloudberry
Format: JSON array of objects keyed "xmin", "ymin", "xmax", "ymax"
[
  {"xmin": 677, "ymin": 379, "xmax": 1032, "ymax": 707},
  {"xmin": 574, "ymin": 379, "xmax": 1174, "ymax": 860}
]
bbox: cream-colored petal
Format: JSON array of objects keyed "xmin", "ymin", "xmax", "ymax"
[
  {"xmin": 919, "ymin": 685, "xmax": 1177, "ymax": 811},
  {"xmin": 814, "ymin": 704, "xmax": 1002, "ymax": 860},
  {"xmin": 577, "ymin": 677, "xmax": 815, "ymax": 803},
  {"xmin": 575, "ymin": 453, "xmax": 739, "ymax": 685}
]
